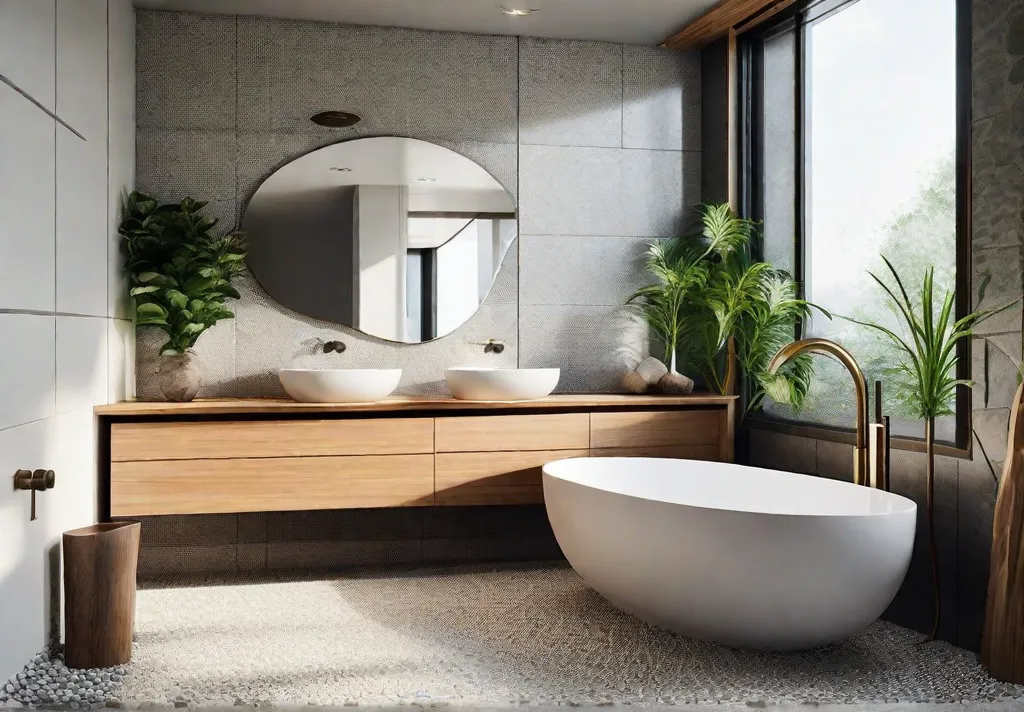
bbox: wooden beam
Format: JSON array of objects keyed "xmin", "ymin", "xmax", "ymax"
[
  {"xmin": 661, "ymin": 0, "xmax": 788, "ymax": 50},
  {"xmin": 735, "ymin": 0, "xmax": 798, "ymax": 34}
]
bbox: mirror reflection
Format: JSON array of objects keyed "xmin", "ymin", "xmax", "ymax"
[{"xmin": 244, "ymin": 137, "xmax": 517, "ymax": 343}]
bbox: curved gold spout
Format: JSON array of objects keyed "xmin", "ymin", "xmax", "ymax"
[{"xmin": 767, "ymin": 338, "xmax": 870, "ymax": 487}]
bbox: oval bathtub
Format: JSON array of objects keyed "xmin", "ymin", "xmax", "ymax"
[{"xmin": 542, "ymin": 457, "xmax": 916, "ymax": 650}]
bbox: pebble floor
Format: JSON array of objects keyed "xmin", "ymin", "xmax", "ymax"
[{"xmin": 4, "ymin": 563, "xmax": 1023, "ymax": 709}]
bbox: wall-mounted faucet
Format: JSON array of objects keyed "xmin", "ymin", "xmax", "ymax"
[
  {"xmin": 471, "ymin": 339, "xmax": 505, "ymax": 354},
  {"xmin": 14, "ymin": 469, "xmax": 55, "ymax": 521},
  {"xmin": 767, "ymin": 338, "xmax": 889, "ymax": 490}
]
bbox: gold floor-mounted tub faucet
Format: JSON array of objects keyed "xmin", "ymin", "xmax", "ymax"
[{"xmin": 767, "ymin": 338, "xmax": 890, "ymax": 490}]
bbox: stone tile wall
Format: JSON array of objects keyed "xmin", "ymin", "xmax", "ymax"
[{"xmin": 133, "ymin": 11, "xmax": 702, "ymax": 399}]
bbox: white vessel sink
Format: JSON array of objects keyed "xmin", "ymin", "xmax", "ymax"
[
  {"xmin": 445, "ymin": 367, "xmax": 560, "ymax": 401},
  {"xmin": 279, "ymin": 369, "xmax": 402, "ymax": 403}
]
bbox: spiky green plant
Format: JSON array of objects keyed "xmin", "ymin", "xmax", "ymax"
[
  {"xmin": 628, "ymin": 241, "xmax": 708, "ymax": 373},
  {"xmin": 842, "ymin": 255, "xmax": 1020, "ymax": 641},
  {"xmin": 628, "ymin": 203, "xmax": 825, "ymax": 410}
]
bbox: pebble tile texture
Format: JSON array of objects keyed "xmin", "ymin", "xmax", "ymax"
[
  {"xmin": 97, "ymin": 564, "xmax": 1024, "ymax": 707},
  {"xmin": 0, "ymin": 646, "xmax": 125, "ymax": 708}
]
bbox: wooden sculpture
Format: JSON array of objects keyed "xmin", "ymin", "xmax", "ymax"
[
  {"xmin": 982, "ymin": 379, "xmax": 1024, "ymax": 683},
  {"xmin": 63, "ymin": 521, "xmax": 141, "ymax": 669}
]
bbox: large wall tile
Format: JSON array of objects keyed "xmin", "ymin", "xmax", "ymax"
[
  {"xmin": 972, "ymin": 0, "xmax": 1024, "ymax": 122},
  {"xmin": 267, "ymin": 509, "xmax": 422, "ymax": 542},
  {"xmin": 746, "ymin": 429, "xmax": 816, "ymax": 475},
  {"xmin": 972, "ymin": 110, "xmax": 1024, "ymax": 250},
  {"xmin": 138, "ymin": 545, "xmax": 237, "ymax": 579},
  {"xmin": 958, "ymin": 439, "xmax": 1000, "ymax": 607},
  {"xmin": 519, "ymin": 304, "xmax": 648, "ymax": 392},
  {"xmin": 56, "ymin": 316, "xmax": 108, "ymax": 413},
  {"xmin": 887, "ymin": 449, "xmax": 958, "ymax": 604},
  {"xmin": 0, "ymin": 0, "xmax": 55, "ymax": 110},
  {"xmin": 237, "ymin": 18, "xmax": 406, "ymax": 136},
  {"xmin": 135, "ymin": 129, "xmax": 237, "ymax": 228},
  {"xmin": 0, "ymin": 76, "xmax": 55, "ymax": 312},
  {"xmin": 136, "ymin": 10, "xmax": 236, "ymax": 130},
  {"xmin": 56, "ymin": 0, "xmax": 108, "ymax": 317},
  {"xmin": 108, "ymin": 0, "xmax": 136, "ymax": 319},
  {"xmin": 622, "ymin": 148, "xmax": 686, "ymax": 237},
  {"xmin": 266, "ymin": 540, "xmax": 422, "ymax": 571},
  {"xmin": 421, "ymin": 505, "xmax": 552, "ymax": 539},
  {"xmin": 0, "ymin": 417, "xmax": 59, "ymax": 678},
  {"xmin": 520, "ymin": 145, "xmax": 683, "ymax": 237},
  {"xmin": 974, "ymin": 407, "xmax": 1011, "ymax": 465},
  {"xmin": 405, "ymin": 30, "xmax": 518, "ymax": 144},
  {"xmin": 814, "ymin": 439, "xmax": 855, "ymax": 482},
  {"xmin": 132, "ymin": 514, "xmax": 239, "ymax": 547},
  {"xmin": 107, "ymin": 318, "xmax": 135, "ymax": 403},
  {"xmin": 623, "ymin": 45, "xmax": 700, "ymax": 151},
  {"xmin": 0, "ymin": 315, "xmax": 55, "ymax": 430},
  {"xmin": 972, "ymin": 245, "xmax": 1022, "ymax": 335},
  {"xmin": 519, "ymin": 235, "xmax": 649, "ymax": 307},
  {"xmin": 519, "ymin": 38, "xmax": 622, "ymax": 148},
  {"xmin": 982, "ymin": 331, "xmax": 1023, "ymax": 410}
]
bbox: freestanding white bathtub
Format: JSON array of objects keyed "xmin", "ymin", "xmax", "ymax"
[{"xmin": 542, "ymin": 457, "xmax": 916, "ymax": 650}]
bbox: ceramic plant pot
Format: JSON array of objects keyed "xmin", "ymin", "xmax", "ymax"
[{"xmin": 158, "ymin": 349, "xmax": 201, "ymax": 402}]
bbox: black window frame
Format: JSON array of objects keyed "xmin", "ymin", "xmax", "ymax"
[{"xmin": 739, "ymin": 0, "xmax": 974, "ymax": 458}]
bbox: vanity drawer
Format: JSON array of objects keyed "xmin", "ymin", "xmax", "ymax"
[
  {"xmin": 110, "ymin": 418, "xmax": 434, "ymax": 461},
  {"xmin": 435, "ymin": 449, "xmax": 587, "ymax": 505},
  {"xmin": 434, "ymin": 413, "xmax": 590, "ymax": 453},
  {"xmin": 110, "ymin": 454, "xmax": 435, "ymax": 515},
  {"xmin": 589, "ymin": 410, "xmax": 720, "ymax": 449}
]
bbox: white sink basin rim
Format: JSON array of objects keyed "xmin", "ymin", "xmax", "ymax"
[
  {"xmin": 279, "ymin": 369, "xmax": 402, "ymax": 403},
  {"xmin": 445, "ymin": 367, "xmax": 560, "ymax": 401}
]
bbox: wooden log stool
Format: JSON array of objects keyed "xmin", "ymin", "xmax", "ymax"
[{"xmin": 63, "ymin": 521, "xmax": 141, "ymax": 669}]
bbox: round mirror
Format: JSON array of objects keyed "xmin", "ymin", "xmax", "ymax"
[{"xmin": 244, "ymin": 137, "xmax": 517, "ymax": 343}]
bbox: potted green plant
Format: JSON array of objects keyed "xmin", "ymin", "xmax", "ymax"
[
  {"xmin": 844, "ymin": 256, "xmax": 1018, "ymax": 639},
  {"xmin": 630, "ymin": 203, "xmax": 825, "ymax": 411},
  {"xmin": 119, "ymin": 191, "xmax": 247, "ymax": 402}
]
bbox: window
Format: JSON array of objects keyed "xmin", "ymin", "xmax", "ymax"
[{"xmin": 743, "ymin": 0, "xmax": 969, "ymax": 448}]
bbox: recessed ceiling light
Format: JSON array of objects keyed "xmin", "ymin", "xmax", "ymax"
[
  {"xmin": 329, "ymin": 167, "xmax": 352, "ymax": 172},
  {"xmin": 414, "ymin": 177, "xmax": 437, "ymax": 182},
  {"xmin": 498, "ymin": 5, "xmax": 539, "ymax": 16}
]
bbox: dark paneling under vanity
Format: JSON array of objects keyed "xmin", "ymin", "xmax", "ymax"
[{"xmin": 122, "ymin": 506, "xmax": 563, "ymax": 582}]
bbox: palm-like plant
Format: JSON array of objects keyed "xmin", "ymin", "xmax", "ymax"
[
  {"xmin": 630, "ymin": 203, "xmax": 824, "ymax": 411},
  {"xmin": 843, "ymin": 255, "xmax": 1019, "ymax": 640},
  {"xmin": 628, "ymin": 241, "xmax": 708, "ymax": 373}
]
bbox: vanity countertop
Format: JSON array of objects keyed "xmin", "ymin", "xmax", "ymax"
[{"xmin": 95, "ymin": 393, "xmax": 737, "ymax": 417}]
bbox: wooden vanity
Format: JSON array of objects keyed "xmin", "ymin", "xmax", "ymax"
[{"xmin": 95, "ymin": 394, "xmax": 736, "ymax": 518}]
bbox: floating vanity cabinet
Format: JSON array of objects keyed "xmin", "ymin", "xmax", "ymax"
[{"xmin": 95, "ymin": 395, "xmax": 736, "ymax": 517}]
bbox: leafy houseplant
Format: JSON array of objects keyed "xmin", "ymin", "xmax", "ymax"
[
  {"xmin": 845, "ymin": 256, "xmax": 1018, "ymax": 640},
  {"xmin": 119, "ymin": 191, "xmax": 247, "ymax": 401},
  {"xmin": 629, "ymin": 203, "xmax": 825, "ymax": 411}
]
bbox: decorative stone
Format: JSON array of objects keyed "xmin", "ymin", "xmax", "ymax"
[
  {"xmin": 658, "ymin": 372, "xmax": 695, "ymax": 395},
  {"xmin": 621, "ymin": 370, "xmax": 648, "ymax": 394},
  {"xmin": 635, "ymin": 357, "xmax": 669, "ymax": 385}
]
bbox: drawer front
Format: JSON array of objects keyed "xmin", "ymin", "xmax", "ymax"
[
  {"xmin": 111, "ymin": 418, "xmax": 434, "ymax": 461},
  {"xmin": 111, "ymin": 454, "xmax": 434, "ymax": 515},
  {"xmin": 435, "ymin": 449, "xmax": 587, "ymax": 505},
  {"xmin": 589, "ymin": 410, "xmax": 720, "ymax": 450},
  {"xmin": 434, "ymin": 413, "xmax": 589, "ymax": 453},
  {"xmin": 590, "ymin": 445, "xmax": 720, "ymax": 460}
]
